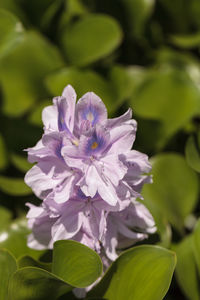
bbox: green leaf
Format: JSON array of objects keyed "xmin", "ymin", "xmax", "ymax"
[
  {"xmin": 143, "ymin": 199, "xmax": 172, "ymax": 248},
  {"xmin": 10, "ymin": 153, "xmax": 32, "ymax": 173},
  {"xmin": 174, "ymin": 236, "xmax": 200, "ymax": 300},
  {"xmin": 8, "ymin": 267, "xmax": 71, "ymax": 300},
  {"xmin": 45, "ymin": 67, "xmax": 116, "ymax": 113},
  {"xmin": 59, "ymin": 0, "xmax": 87, "ymax": 27},
  {"xmin": 0, "ymin": 249, "xmax": 17, "ymax": 300},
  {"xmin": 0, "ymin": 205, "xmax": 12, "ymax": 230},
  {"xmin": 192, "ymin": 219, "xmax": 200, "ymax": 275},
  {"xmin": 142, "ymin": 153, "xmax": 199, "ymax": 232},
  {"xmin": 60, "ymin": 14, "xmax": 122, "ymax": 66},
  {"xmin": 170, "ymin": 33, "xmax": 200, "ymax": 49},
  {"xmin": 0, "ymin": 0, "xmax": 27, "ymax": 24},
  {"xmin": 52, "ymin": 240, "xmax": 103, "ymax": 288},
  {"xmin": 130, "ymin": 68, "xmax": 200, "ymax": 144},
  {"xmin": 18, "ymin": 256, "xmax": 51, "ymax": 272},
  {"xmin": 109, "ymin": 65, "xmax": 141, "ymax": 107},
  {"xmin": 0, "ymin": 31, "xmax": 64, "ymax": 116},
  {"xmin": 8, "ymin": 241, "xmax": 103, "ymax": 300},
  {"xmin": 0, "ymin": 133, "xmax": 8, "ymax": 170},
  {"xmin": 121, "ymin": 0, "xmax": 155, "ymax": 37},
  {"xmin": 0, "ymin": 176, "xmax": 31, "ymax": 196},
  {"xmin": 185, "ymin": 134, "xmax": 200, "ymax": 173},
  {"xmin": 0, "ymin": 217, "xmax": 44, "ymax": 259},
  {"xmin": 89, "ymin": 245, "xmax": 176, "ymax": 300},
  {"xmin": 0, "ymin": 9, "xmax": 24, "ymax": 59}
]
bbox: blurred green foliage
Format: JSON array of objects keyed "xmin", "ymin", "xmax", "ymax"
[{"xmin": 0, "ymin": 0, "xmax": 200, "ymax": 299}]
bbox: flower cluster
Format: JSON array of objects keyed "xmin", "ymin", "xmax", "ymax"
[{"xmin": 25, "ymin": 85, "xmax": 156, "ymax": 261}]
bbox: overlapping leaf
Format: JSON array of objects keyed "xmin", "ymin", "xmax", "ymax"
[
  {"xmin": 143, "ymin": 153, "xmax": 199, "ymax": 232},
  {"xmin": 89, "ymin": 245, "xmax": 176, "ymax": 300},
  {"xmin": 8, "ymin": 240, "xmax": 103, "ymax": 300}
]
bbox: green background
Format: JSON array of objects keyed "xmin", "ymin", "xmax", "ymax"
[{"xmin": 0, "ymin": 0, "xmax": 200, "ymax": 299}]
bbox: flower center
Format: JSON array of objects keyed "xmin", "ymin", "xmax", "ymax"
[
  {"xmin": 86, "ymin": 112, "xmax": 94, "ymax": 122},
  {"xmin": 91, "ymin": 141, "xmax": 98, "ymax": 149}
]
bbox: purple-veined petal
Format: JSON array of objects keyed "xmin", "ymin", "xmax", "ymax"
[
  {"xmin": 80, "ymin": 164, "xmax": 119, "ymax": 206},
  {"xmin": 106, "ymin": 119, "xmax": 137, "ymax": 154},
  {"xmin": 106, "ymin": 108, "xmax": 132, "ymax": 128},
  {"xmin": 76, "ymin": 92, "xmax": 107, "ymax": 127},
  {"xmin": 25, "ymin": 165, "xmax": 59, "ymax": 198},
  {"xmin": 27, "ymin": 210, "xmax": 57, "ymax": 250},
  {"xmin": 103, "ymin": 218, "xmax": 118, "ymax": 261},
  {"xmin": 78, "ymin": 125, "xmax": 110, "ymax": 157},
  {"xmin": 42, "ymin": 105, "xmax": 58, "ymax": 132},
  {"xmin": 51, "ymin": 210, "xmax": 83, "ymax": 241},
  {"xmin": 62, "ymin": 85, "xmax": 76, "ymax": 132},
  {"xmin": 101, "ymin": 154, "xmax": 127, "ymax": 186},
  {"xmin": 53, "ymin": 173, "xmax": 79, "ymax": 203}
]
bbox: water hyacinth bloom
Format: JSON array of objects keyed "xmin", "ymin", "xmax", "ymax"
[{"xmin": 25, "ymin": 85, "xmax": 156, "ymax": 264}]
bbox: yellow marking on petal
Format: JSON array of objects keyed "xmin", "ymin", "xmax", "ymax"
[
  {"xmin": 87, "ymin": 112, "xmax": 94, "ymax": 122},
  {"xmin": 91, "ymin": 142, "xmax": 98, "ymax": 149},
  {"xmin": 72, "ymin": 139, "xmax": 79, "ymax": 146}
]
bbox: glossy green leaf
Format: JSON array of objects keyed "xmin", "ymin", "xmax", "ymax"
[
  {"xmin": 52, "ymin": 240, "xmax": 103, "ymax": 288},
  {"xmin": 0, "ymin": 0, "xmax": 26, "ymax": 23},
  {"xmin": 0, "ymin": 249, "xmax": 17, "ymax": 300},
  {"xmin": 8, "ymin": 267, "xmax": 71, "ymax": 300},
  {"xmin": 59, "ymin": 0, "xmax": 87, "ymax": 27},
  {"xmin": 130, "ymin": 68, "xmax": 200, "ymax": 143},
  {"xmin": 109, "ymin": 65, "xmax": 142, "ymax": 107},
  {"xmin": 45, "ymin": 67, "xmax": 116, "ymax": 112},
  {"xmin": 18, "ymin": 256, "xmax": 51, "ymax": 272},
  {"xmin": 143, "ymin": 199, "xmax": 172, "ymax": 248},
  {"xmin": 0, "ymin": 31, "xmax": 64, "ymax": 116},
  {"xmin": 0, "ymin": 9, "xmax": 24, "ymax": 59},
  {"xmin": 121, "ymin": 0, "xmax": 155, "ymax": 37},
  {"xmin": 60, "ymin": 14, "xmax": 122, "ymax": 66},
  {"xmin": 0, "ymin": 131, "xmax": 8, "ymax": 170},
  {"xmin": 0, "ymin": 176, "xmax": 31, "ymax": 196},
  {"xmin": 0, "ymin": 206, "xmax": 12, "ymax": 230},
  {"xmin": 8, "ymin": 241, "xmax": 103, "ymax": 300},
  {"xmin": 89, "ymin": 245, "xmax": 176, "ymax": 300},
  {"xmin": 174, "ymin": 236, "xmax": 200, "ymax": 300},
  {"xmin": 185, "ymin": 134, "xmax": 200, "ymax": 173},
  {"xmin": 0, "ymin": 217, "xmax": 44, "ymax": 259},
  {"xmin": 10, "ymin": 153, "xmax": 32, "ymax": 173},
  {"xmin": 170, "ymin": 33, "xmax": 200, "ymax": 49},
  {"xmin": 193, "ymin": 219, "xmax": 200, "ymax": 275},
  {"xmin": 143, "ymin": 153, "xmax": 199, "ymax": 232}
]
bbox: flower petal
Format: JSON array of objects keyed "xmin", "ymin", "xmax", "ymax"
[
  {"xmin": 106, "ymin": 108, "xmax": 132, "ymax": 128},
  {"xmin": 76, "ymin": 92, "xmax": 107, "ymax": 127},
  {"xmin": 42, "ymin": 105, "xmax": 58, "ymax": 132},
  {"xmin": 62, "ymin": 85, "xmax": 76, "ymax": 132},
  {"xmin": 24, "ymin": 165, "xmax": 59, "ymax": 198},
  {"xmin": 107, "ymin": 119, "xmax": 137, "ymax": 154}
]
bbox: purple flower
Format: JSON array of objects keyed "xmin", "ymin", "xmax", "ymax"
[
  {"xmin": 25, "ymin": 85, "xmax": 156, "ymax": 265},
  {"xmin": 26, "ymin": 189, "xmax": 155, "ymax": 255}
]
